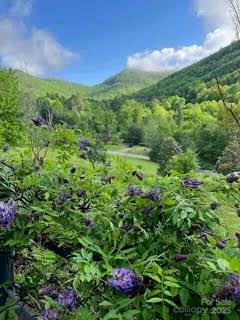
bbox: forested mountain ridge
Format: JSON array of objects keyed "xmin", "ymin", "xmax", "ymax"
[
  {"xmin": 91, "ymin": 70, "xmax": 171, "ymax": 98},
  {"xmin": 131, "ymin": 41, "xmax": 240, "ymax": 103},
  {"xmin": 16, "ymin": 69, "xmax": 170, "ymax": 99}
]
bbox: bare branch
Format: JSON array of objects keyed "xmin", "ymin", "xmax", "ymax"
[
  {"xmin": 227, "ymin": 0, "xmax": 240, "ymax": 40},
  {"xmin": 213, "ymin": 70, "xmax": 240, "ymax": 128}
]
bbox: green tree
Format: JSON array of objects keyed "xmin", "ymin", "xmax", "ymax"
[
  {"xmin": 0, "ymin": 69, "xmax": 23, "ymax": 144},
  {"xmin": 149, "ymin": 137, "xmax": 182, "ymax": 171},
  {"xmin": 166, "ymin": 149, "xmax": 199, "ymax": 174},
  {"xmin": 124, "ymin": 125, "xmax": 144, "ymax": 146}
]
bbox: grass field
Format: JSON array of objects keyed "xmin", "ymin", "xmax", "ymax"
[{"xmin": 107, "ymin": 144, "xmax": 150, "ymax": 156}]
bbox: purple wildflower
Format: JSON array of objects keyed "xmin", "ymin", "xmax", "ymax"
[
  {"xmin": 182, "ymin": 178, "xmax": 203, "ymax": 188},
  {"xmin": 142, "ymin": 188, "xmax": 161, "ymax": 202},
  {"xmin": 80, "ymin": 138, "xmax": 91, "ymax": 150},
  {"xmin": 216, "ymin": 241, "xmax": 225, "ymax": 249},
  {"xmin": 173, "ymin": 255, "xmax": 188, "ymax": 262},
  {"xmin": 141, "ymin": 206, "xmax": 154, "ymax": 215},
  {"xmin": 84, "ymin": 218, "xmax": 92, "ymax": 227},
  {"xmin": 107, "ymin": 268, "xmax": 142, "ymax": 293},
  {"xmin": 121, "ymin": 223, "xmax": 140, "ymax": 233},
  {"xmin": 32, "ymin": 115, "xmax": 47, "ymax": 127},
  {"xmin": 214, "ymin": 274, "xmax": 240, "ymax": 301},
  {"xmin": 39, "ymin": 284, "xmax": 58, "ymax": 297},
  {"xmin": 238, "ymin": 240, "xmax": 240, "ymax": 249},
  {"xmin": 214, "ymin": 285, "xmax": 236, "ymax": 301},
  {"xmin": 125, "ymin": 185, "xmax": 142, "ymax": 196},
  {"xmin": 227, "ymin": 274, "xmax": 240, "ymax": 286},
  {"xmin": 41, "ymin": 310, "xmax": 59, "ymax": 320},
  {"xmin": 58, "ymin": 289, "xmax": 77, "ymax": 308},
  {"xmin": 227, "ymin": 172, "xmax": 240, "ymax": 184},
  {"xmin": 233, "ymin": 286, "xmax": 240, "ymax": 299},
  {"xmin": 0, "ymin": 199, "xmax": 17, "ymax": 229},
  {"xmin": 210, "ymin": 202, "xmax": 218, "ymax": 210}
]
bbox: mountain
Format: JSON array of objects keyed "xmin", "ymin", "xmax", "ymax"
[
  {"xmin": 16, "ymin": 70, "xmax": 90, "ymax": 97},
  {"xmin": 131, "ymin": 41, "xmax": 240, "ymax": 102},
  {"xmin": 90, "ymin": 70, "xmax": 171, "ymax": 98},
  {"xmin": 16, "ymin": 69, "xmax": 170, "ymax": 99}
]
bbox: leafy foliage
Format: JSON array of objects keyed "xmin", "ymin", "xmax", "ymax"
[{"xmin": 0, "ymin": 69, "xmax": 24, "ymax": 144}]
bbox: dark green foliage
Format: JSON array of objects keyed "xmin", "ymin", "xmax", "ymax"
[
  {"xmin": 124, "ymin": 125, "xmax": 144, "ymax": 146},
  {"xmin": 194, "ymin": 125, "xmax": 228, "ymax": 167},
  {"xmin": 149, "ymin": 137, "xmax": 182, "ymax": 170}
]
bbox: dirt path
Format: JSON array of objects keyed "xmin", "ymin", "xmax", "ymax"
[{"xmin": 107, "ymin": 150, "xmax": 150, "ymax": 160}]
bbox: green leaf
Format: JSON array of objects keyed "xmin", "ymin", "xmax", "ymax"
[
  {"xmin": 164, "ymin": 281, "xmax": 181, "ymax": 288},
  {"xmin": 217, "ymin": 259, "xmax": 229, "ymax": 271},
  {"xmin": 123, "ymin": 310, "xmax": 140, "ymax": 317},
  {"xmin": 147, "ymin": 297, "xmax": 164, "ymax": 303},
  {"xmin": 179, "ymin": 288, "xmax": 190, "ymax": 306},
  {"xmin": 99, "ymin": 301, "xmax": 113, "ymax": 307}
]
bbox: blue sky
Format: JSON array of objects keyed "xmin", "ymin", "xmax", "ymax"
[{"xmin": 0, "ymin": 0, "xmax": 234, "ymax": 84}]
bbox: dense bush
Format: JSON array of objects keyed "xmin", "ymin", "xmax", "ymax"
[
  {"xmin": 149, "ymin": 137, "xmax": 182, "ymax": 172},
  {"xmin": 0, "ymin": 124, "xmax": 240, "ymax": 319},
  {"xmin": 219, "ymin": 138, "xmax": 240, "ymax": 174},
  {"xmin": 165, "ymin": 149, "xmax": 199, "ymax": 174}
]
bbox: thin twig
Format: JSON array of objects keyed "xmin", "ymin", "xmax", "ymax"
[{"xmin": 214, "ymin": 71, "xmax": 240, "ymax": 128}]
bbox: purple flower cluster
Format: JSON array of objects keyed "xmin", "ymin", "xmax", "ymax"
[
  {"xmin": 0, "ymin": 199, "xmax": 17, "ymax": 229},
  {"xmin": 32, "ymin": 115, "xmax": 47, "ymax": 127},
  {"xmin": 182, "ymin": 178, "xmax": 203, "ymax": 188},
  {"xmin": 235, "ymin": 232, "xmax": 240, "ymax": 248},
  {"xmin": 143, "ymin": 188, "xmax": 161, "ymax": 202},
  {"xmin": 80, "ymin": 138, "xmax": 91, "ymax": 150},
  {"xmin": 58, "ymin": 289, "xmax": 77, "ymax": 308},
  {"xmin": 227, "ymin": 172, "xmax": 240, "ymax": 184},
  {"xmin": 214, "ymin": 274, "xmax": 240, "ymax": 301},
  {"xmin": 216, "ymin": 241, "xmax": 225, "ymax": 249},
  {"xmin": 41, "ymin": 310, "xmax": 59, "ymax": 320},
  {"xmin": 39, "ymin": 284, "xmax": 58, "ymax": 297},
  {"xmin": 173, "ymin": 255, "xmax": 188, "ymax": 262},
  {"xmin": 107, "ymin": 268, "xmax": 142, "ymax": 293},
  {"xmin": 125, "ymin": 185, "xmax": 142, "ymax": 197},
  {"xmin": 84, "ymin": 218, "xmax": 92, "ymax": 227},
  {"xmin": 141, "ymin": 206, "xmax": 154, "ymax": 215}
]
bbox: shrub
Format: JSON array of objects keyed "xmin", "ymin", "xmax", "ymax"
[
  {"xmin": 219, "ymin": 137, "xmax": 240, "ymax": 173},
  {"xmin": 149, "ymin": 137, "xmax": 182, "ymax": 172},
  {"xmin": 166, "ymin": 149, "xmax": 199, "ymax": 174},
  {"xmin": 0, "ymin": 123, "xmax": 240, "ymax": 319}
]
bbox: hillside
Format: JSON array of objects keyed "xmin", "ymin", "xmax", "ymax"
[
  {"xmin": 16, "ymin": 69, "xmax": 170, "ymax": 99},
  {"xmin": 90, "ymin": 70, "xmax": 171, "ymax": 98},
  {"xmin": 132, "ymin": 41, "xmax": 240, "ymax": 102}
]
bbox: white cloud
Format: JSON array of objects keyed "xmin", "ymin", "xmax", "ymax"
[
  {"xmin": 10, "ymin": 0, "xmax": 33, "ymax": 17},
  {"xmin": 0, "ymin": 0, "xmax": 78, "ymax": 76},
  {"xmin": 127, "ymin": 0, "xmax": 235, "ymax": 72}
]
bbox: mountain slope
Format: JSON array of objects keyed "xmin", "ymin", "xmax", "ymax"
[
  {"xmin": 132, "ymin": 41, "xmax": 240, "ymax": 102},
  {"xmin": 16, "ymin": 69, "xmax": 170, "ymax": 99},
  {"xmin": 90, "ymin": 70, "xmax": 171, "ymax": 98},
  {"xmin": 16, "ymin": 70, "xmax": 90, "ymax": 97}
]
